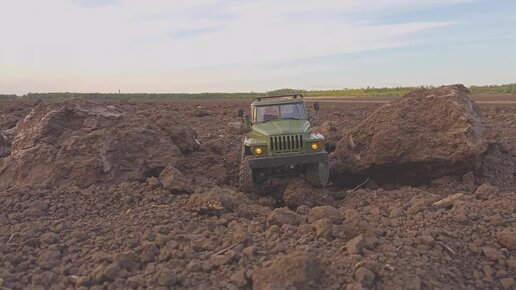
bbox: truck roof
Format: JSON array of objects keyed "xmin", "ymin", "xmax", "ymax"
[{"xmin": 251, "ymin": 94, "xmax": 305, "ymax": 106}]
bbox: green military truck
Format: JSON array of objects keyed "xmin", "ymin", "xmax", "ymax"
[{"xmin": 238, "ymin": 94, "xmax": 329, "ymax": 192}]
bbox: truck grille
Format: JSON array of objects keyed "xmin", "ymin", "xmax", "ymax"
[{"xmin": 270, "ymin": 135, "xmax": 303, "ymax": 153}]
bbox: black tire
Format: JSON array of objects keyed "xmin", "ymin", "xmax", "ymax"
[
  {"xmin": 239, "ymin": 155, "xmax": 255, "ymax": 192},
  {"xmin": 305, "ymin": 160, "xmax": 329, "ymax": 187}
]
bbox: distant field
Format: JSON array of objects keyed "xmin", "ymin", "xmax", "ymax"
[{"xmin": 1, "ymin": 83, "xmax": 515, "ymax": 100}]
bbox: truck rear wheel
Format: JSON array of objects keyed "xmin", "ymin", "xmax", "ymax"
[
  {"xmin": 239, "ymin": 155, "xmax": 256, "ymax": 192},
  {"xmin": 305, "ymin": 160, "xmax": 329, "ymax": 187}
]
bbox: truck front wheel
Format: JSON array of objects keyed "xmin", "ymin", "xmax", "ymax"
[
  {"xmin": 239, "ymin": 155, "xmax": 256, "ymax": 192},
  {"xmin": 305, "ymin": 160, "xmax": 329, "ymax": 187}
]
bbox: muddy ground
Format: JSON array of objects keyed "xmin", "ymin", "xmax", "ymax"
[{"xmin": 0, "ymin": 95, "xmax": 515, "ymax": 290}]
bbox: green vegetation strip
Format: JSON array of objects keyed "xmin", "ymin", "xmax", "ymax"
[{"xmin": 1, "ymin": 84, "xmax": 515, "ymax": 100}]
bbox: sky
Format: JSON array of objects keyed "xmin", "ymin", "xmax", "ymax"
[{"xmin": 0, "ymin": 0, "xmax": 515, "ymax": 95}]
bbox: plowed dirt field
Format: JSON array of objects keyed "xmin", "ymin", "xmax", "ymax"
[{"xmin": 1, "ymin": 92, "xmax": 515, "ymax": 290}]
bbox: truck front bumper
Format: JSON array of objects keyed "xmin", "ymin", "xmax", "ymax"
[{"xmin": 248, "ymin": 151, "xmax": 328, "ymax": 169}]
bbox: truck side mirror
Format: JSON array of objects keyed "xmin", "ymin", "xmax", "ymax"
[
  {"xmin": 237, "ymin": 108, "xmax": 244, "ymax": 117},
  {"xmin": 313, "ymin": 102, "xmax": 320, "ymax": 111}
]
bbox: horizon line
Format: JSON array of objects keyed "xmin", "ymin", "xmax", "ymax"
[{"xmin": 2, "ymin": 82, "xmax": 515, "ymax": 97}]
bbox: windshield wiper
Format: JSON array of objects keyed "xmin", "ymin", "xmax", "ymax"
[
  {"xmin": 260, "ymin": 117, "xmax": 300, "ymax": 123},
  {"xmin": 262, "ymin": 118, "xmax": 279, "ymax": 123}
]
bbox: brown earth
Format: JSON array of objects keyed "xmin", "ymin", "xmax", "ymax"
[
  {"xmin": 330, "ymin": 85, "xmax": 490, "ymax": 185},
  {"xmin": 0, "ymin": 91, "xmax": 515, "ymax": 290}
]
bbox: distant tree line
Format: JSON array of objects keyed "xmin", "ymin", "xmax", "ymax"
[
  {"xmin": 0, "ymin": 94, "xmax": 17, "ymax": 99},
  {"xmin": 469, "ymin": 84, "xmax": 516, "ymax": 95},
  {"xmin": 4, "ymin": 83, "xmax": 515, "ymax": 100}
]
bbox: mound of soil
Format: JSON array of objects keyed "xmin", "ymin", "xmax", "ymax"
[
  {"xmin": 0, "ymin": 102, "xmax": 198, "ymax": 189},
  {"xmin": 331, "ymin": 85, "xmax": 488, "ymax": 184}
]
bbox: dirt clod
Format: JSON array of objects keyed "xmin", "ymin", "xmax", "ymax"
[
  {"xmin": 482, "ymin": 247, "xmax": 505, "ymax": 261},
  {"xmin": 496, "ymin": 229, "xmax": 516, "ymax": 250},
  {"xmin": 313, "ymin": 218, "xmax": 335, "ymax": 239},
  {"xmin": 114, "ymin": 251, "xmax": 140, "ymax": 270},
  {"xmin": 157, "ymin": 269, "xmax": 177, "ymax": 286},
  {"xmin": 40, "ymin": 232, "xmax": 60, "ymax": 245},
  {"xmin": 37, "ymin": 249, "xmax": 61, "ymax": 270},
  {"xmin": 230, "ymin": 270, "xmax": 248, "ymax": 288},
  {"xmin": 252, "ymin": 252, "xmax": 322, "ymax": 290},
  {"xmin": 354, "ymin": 267, "xmax": 376, "ymax": 288},
  {"xmin": 346, "ymin": 235, "xmax": 366, "ymax": 254},
  {"xmin": 500, "ymin": 278, "xmax": 514, "ymax": 290},
  {"xmin": 283, "ymin": 178, "xmax": 336, "ymax": 208},
  {"xmin": 159, "ymin": 165, "xmax": 193, "ymax": 194},
  {"xmin": 474, "ymin": 182, "xmax": 500, "ymax": 200},
  {"xmin": 267, "ymin": 207, "xmax": 303, "ymax": 227},
  {"xmin": 307, "ymin": 205, "xmax": 342, "ymax": 224}
]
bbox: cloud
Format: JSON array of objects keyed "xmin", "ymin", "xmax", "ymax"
[
  {"xmin": 168, "ymin": 25, "xmax": 226, "ymax": 40},
  {"xmin": 0, "ymin": 0, "xmax": 473, "ymax": 94},
  {"xmin": 75, "ymin": 0, "xmax": 120, "ymax": 8}
]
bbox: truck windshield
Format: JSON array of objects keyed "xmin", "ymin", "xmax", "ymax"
[{"xmin": 255, "ymin": 103, "xmax": 306, "ymax": 123}]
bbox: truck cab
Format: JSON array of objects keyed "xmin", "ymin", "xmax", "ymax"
[{"xmin": 239, "ymin": 94, "xmax": 329, "ymax": 192}]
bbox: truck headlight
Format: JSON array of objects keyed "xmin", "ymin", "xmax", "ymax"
[
  {"xmin": 311, "ymin": 143, "xmax": 319, "ymax": 150},
  {"xmin": 251, "ymin": 146, "xmax": 264, "ymax": 155}
]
